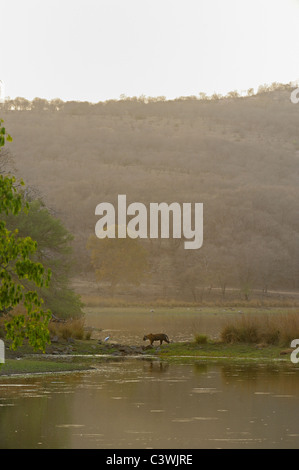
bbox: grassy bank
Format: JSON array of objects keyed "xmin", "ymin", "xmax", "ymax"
[
  {"xmin": 1, "ymin": 305, "xmax": 298, "ymax": 376},
  {"xmin": 83, "ymin": 305, "xmax": 299, "ymax": 346},
  {"xmin": 0, "ymin": 338, "xmax": 293, "ymax": 377},
  {"xmin": 0, "ymin": 358, "xmax": 94, "ymax": 376},
  {"xmin": 155, "ymin": 341, "xmax": 286, "ymax": 362}
]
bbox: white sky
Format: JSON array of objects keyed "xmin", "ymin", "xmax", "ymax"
[{"xmin": 1, "ymin": 0, "xmax": 299, "ymax": 102}]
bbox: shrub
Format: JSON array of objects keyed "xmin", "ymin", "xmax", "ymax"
[
  {"xmin": 49, "ymin": 319, "xmax": 85, "ymax": 341},
  {"xmin": 220, "ymin": 312, "xmax": 299, "ymax": 346},
  {"xmin": 194, "ymin": 334, "xmax": 208, "ymax": 344},
  {"xmin": 85, "ymin": 331, "xmax": 92, "ymax": 340},
  {"xmin": 71, "ymin": 319, "xmax": 85, "ymax": 339},
  {"xmin": 238, "ymin": 325, "xmax": 259, "ymax": 343},
  {"xmin": 60, "ymin": 325, "xmax": 72, "ymax": 340},
  {"xmin": 220, "ymin": 326, "xmax": 241, "ymax": 343},
  {"xmin": 261, "ymin": 328, "xmax": 280, "ymax": 345},
  {"xmin": 221, "ymin": 321, "xmax": 259, "ymax": 344}
]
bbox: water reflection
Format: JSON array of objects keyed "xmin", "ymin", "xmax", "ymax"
[{"xmin": 0, "ymin": 361, "xmax": 299, "ymax": 449}]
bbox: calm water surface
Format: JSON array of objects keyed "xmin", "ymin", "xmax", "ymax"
[{"xmin": 1, "ymin": 360, "xmax": 299, "ymax": 449}]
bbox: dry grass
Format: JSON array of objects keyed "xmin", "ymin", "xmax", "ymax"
[
  {"xmin": 0, "ymin": 304, "xmax": 89, "ymax": 341},
  {"xmin": 81, "ymin": 294, "xmax": 299, "ymax": 309},
  {"xmin": 49, "ymin": 319, "xmax": 86, "ymax": 340},
  {"xmin": 220, "ymin": 312, "xmax": 299, "ymax": 346},
  {"xmin": 0, "ymin": 306, "xmax": 87, "ymax": 341}
]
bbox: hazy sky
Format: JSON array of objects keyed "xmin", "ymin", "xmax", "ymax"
[{"xmin": 2, "ymin": 0, "xmax": 299, "ymax": 102}]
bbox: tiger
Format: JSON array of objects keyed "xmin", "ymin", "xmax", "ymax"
[{"xmin": 143, "ymin": 333, "xmax": 170, "ymax": 346}]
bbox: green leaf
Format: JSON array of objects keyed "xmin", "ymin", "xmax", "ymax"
[{"xmin": 0, "ymin": 119, "xmax": 52, "ymax": 352}]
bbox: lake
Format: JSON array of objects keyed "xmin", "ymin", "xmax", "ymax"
[{"xmin": 1, "ymin": 359, "xmax": 299, "ymax": 449}]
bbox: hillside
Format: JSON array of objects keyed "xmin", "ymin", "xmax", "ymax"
[{"xmin": 1, "ymin": 86, "xmax": 298, "ymax": 301}]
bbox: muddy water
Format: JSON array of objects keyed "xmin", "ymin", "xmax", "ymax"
[
  {"xmin": 1, "ymin": 360, "xmax": 299, "ymax": 449},
  {"xmin": 84, "ymin": 307, "xmax": 237, "ymax": 344}
]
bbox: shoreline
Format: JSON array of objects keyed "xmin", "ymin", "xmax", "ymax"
[{"xmin": 0, "ymin": 338, "xmax": 294, "ymax": 377}]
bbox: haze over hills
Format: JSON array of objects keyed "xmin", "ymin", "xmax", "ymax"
[{"xmin": 1, "ymin": 84, "xmax": 298, "ymax": 301}]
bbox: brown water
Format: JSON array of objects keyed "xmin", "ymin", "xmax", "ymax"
[
  {"xmin": 1, "ymin": 360, "xmax": 299, "ymax": 449},
  {"xmin": 84, "ymin": 307, "xmax": 240, "ymax": 344}
]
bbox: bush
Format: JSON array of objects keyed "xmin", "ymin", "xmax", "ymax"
[
  {"xmin": 221, "ymin": 321, "xmax": 259, "ymax": 344},
  {"xmin": 194, "ymin": 334, "xmax": 208, "ymax": 344},
  {"xmin": 41, "ymin": 287, "xmax": 84, "ymax": 319},
  {"xmin": 60, "ymin": 325, "xmax": 72, "ymax": 340},
  {"xmin": 85, "ymin": 331, "xmax": 92, "ymax": 340},
  {"xmin": 261, "ymin": 328, "xmax": 280, "ymax": 345},
  {"xmin": 49, "ymin": 319, "xmax": 85, "ymax": 341},
  {"xmin": 220, "ymin": 326, "xmax": 241, "ymax": 343},
  {"xmin": 220, "ymin": 312, "xmax": 299, "ymax": 346},
  {"xmin": 238, "ymin": 325, "xmax": 259, "ymax": 343}
]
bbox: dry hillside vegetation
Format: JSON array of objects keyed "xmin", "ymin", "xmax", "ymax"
[{"xmin": 1, "ymin": 85, "xmax": 298, "ymax": 301}]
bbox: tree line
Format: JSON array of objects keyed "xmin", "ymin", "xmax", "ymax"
[{"xmin": 0, "ymin": 82, "xmax": 293, "ymax": 114}]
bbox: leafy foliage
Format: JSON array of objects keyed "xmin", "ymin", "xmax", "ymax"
[
  {"xmin": 0, "ymin": 119, "xmax": 12, "ymax": 147},
  {"xmin": 0, "ymin": 121, "xmax": 51, "ymax": 351},
  {"xmin": 3, "ymin": 198, "xmax": 84, "ymax": 318}
]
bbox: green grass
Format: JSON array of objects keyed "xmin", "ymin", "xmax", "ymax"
[
  {"xmin": 0, "ymin": 327, "xmax": 293, "ymax": 377},
  {"xmin": 155, "ymin": 341, "xmax": 285, "ymax": 361},
  {"xmin": 0, "ymin": 341, "xmax": 289, "ymax": 377},
  {"xmin": 0, "ymin": 341, "xmax": 290, "ymax": 378},
  {"xmin": 194, "ymin": 334, "xmax": 208, "ymax": 344},
  {"xmin": 0, "ymin": 358, "xmax": 93, "ymax": 376}
]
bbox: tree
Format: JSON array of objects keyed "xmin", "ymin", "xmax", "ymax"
[
  {"xmin": 87, "ymin": 230, "xmax": 149, "ymax": 296},
  {"xmin": 31, "ymin": 98, "xmax": 49, "ymax": 112},
  {"xmin": 3, "ymin": 198, "xmax": 83, "ymax": 319},
  {"xmin": 49, "ymin": 98, "xmax": 64, "ymax": 112},
  {"xmin": 13, "ymin": 97, "xmax": 30, "ymax": 111},
  {"xmin": 226, "ymin": 90, "xmax": 240, "ymax": 99},
  {"xmin": 0, "ymin": 120, "xmax": 51, "ymax": 351},
  {"xmin": 199, "ymin": 92, "xmax": 208, "ymax": 100}
]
